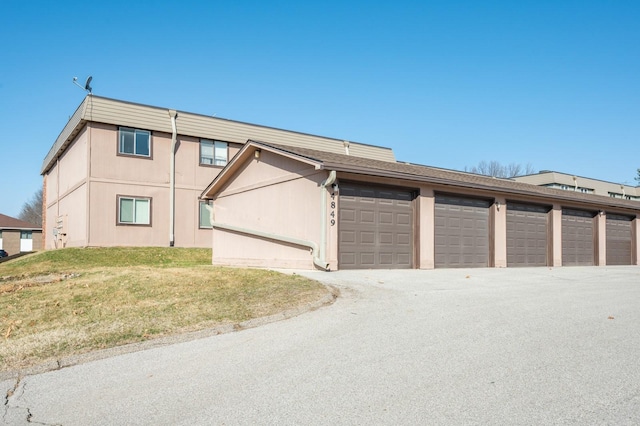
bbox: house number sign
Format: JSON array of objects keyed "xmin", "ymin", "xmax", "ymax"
[{"xmin": 330, "ymin": 192, "xmax": 336, "ymax": 226}]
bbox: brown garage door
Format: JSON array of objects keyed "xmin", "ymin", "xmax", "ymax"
[
  {"xmin": 562, "ymin": 209, "xmax": 596, "ymax": 266},
  {"xmin": 435, "ymin": 195, "xmax": 490, "ymax": 268},
  {"xmin": 339, "ymin": 183, "xmax": 414, "ymax": 269},
  {"xmin": 507, "ymin": 202, "xmax": 549, "ymax": 267},
  {"xmin": 606, "ymin": 214, "xmax": 633, "ymax": 265}
]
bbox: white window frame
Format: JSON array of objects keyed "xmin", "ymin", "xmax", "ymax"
[
  {"xmin": 200, "ymin": 139, "xmax": 228, "ymax": 166},
  {"xmin": 119, "ymin": 127, "xmax": 151, "ymax": 157},
  {"xmin": 199, "ymin": 200, "xmax": 214, "ymax": 229},
  {"xmin": 117, "ymin": 196, "xmax": 152, "ymax": 226}
]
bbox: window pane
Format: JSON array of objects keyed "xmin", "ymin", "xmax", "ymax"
[
  {"xmin": 135, "ymin": 130, "xmax": 150, "ymax": 156},
  {"xmin": 200, "ymin": 201, "xmax": 212, "ymax": 228},
  {"xmin": 120, "ymin": 198, "xmax": 134, "ymax": 223},
  {"xmin": 120, "ymin": 129, "xmax": 135, "ymax": 154},
  {"xmin": 134, "ymin": 199, "xmax": 150, "ymax": 224},
  {"xmin": 200, "ymin": 140, "xmax": 214, "ymax": 165},
  {"xmin": 214, "ymin": 141, "xmax": 228, "ymax": 166},
  {"xmin": 20, "ymin": 231, "xmax": 32, "ymax": 239}
]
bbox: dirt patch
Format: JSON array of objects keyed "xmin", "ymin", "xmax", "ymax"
[{"xmin": 0, "ymin": 274, "xmax": 78, "ymax": 295}]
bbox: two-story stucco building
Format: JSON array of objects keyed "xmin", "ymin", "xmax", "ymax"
[
  {"xmin": 41, "ymin": 95, "xmax": 395, "ymax": 249},
  {"xmin": 43, "ymin": 95, "xmax": 640, "ymax": 270}
]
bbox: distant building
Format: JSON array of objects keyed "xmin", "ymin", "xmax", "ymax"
[
  {"xmin": 0, "ymin": 213, "xmax": 42, "ymax": 255},
  {"xmin": 514, "ymin": 171, "xmax": 640, "ymax": 201}
]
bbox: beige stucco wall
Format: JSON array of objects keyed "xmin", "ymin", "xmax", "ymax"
[
  {"xmin": 43, "ymin": 127, "xmax": 89, "ymax": 249},
  {"xmin": 596, "ymin": 213, "xmax": 607, "ymax": 266},
  {"xmin": 44, "ymin": 122, "xmax": 239, "ymax": 249},
  {"xmin": 418, "ymin": 186, "xmax": 435, "ymax": 269},
  {"xmin": 211, "ymin": 150, "xmax": 327, "ymax": 269}
]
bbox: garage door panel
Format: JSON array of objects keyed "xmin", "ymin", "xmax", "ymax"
[
  {"xmin": 339, "ymin": 183, "xmax": 414, "ymax": 269},
  {"xmin": 606, "ymin": 215, "xmax": 632, "ymax": 265},
  {"xmin": 397, "ymin": 213, "xmax": 411, "ymax": 225},
  {"xmin": 379, "ymin": 232, "xmax": 393, "ymax": 245},
  {"xmin": 360, "ymin": 231, "xmax": 375, "ymax": 244},
  {"xmin": 340, "ymin": 230, "xmax": 356, "ymax": 244},
  {"xmin": 360, "ymin": 210, "xmax": 375, "ymax": 223},
  {"xmin": 506, "ymin": 202, "xmax": 549, "ymax": 267},
  {"xmin": 379, "ymin": 212, "xmax": 393, "ymax": 224},
  {"xmin": 435, "ymin": 195, "xmax": 489, "ymax": 268},
  {"xmin": 360, "ymin": 253, "xmax": 375, "ymax": 266},
  {"xmin": 341, "ymin": 209, "xmax": 356, "ymax": 223},
  {"xmin": 562, "ymin": 209, "xmax": 595, "ymax": 266},
  {"xmin": 397, "ymin": 233, "xmax": 411, "ymax": 245}
]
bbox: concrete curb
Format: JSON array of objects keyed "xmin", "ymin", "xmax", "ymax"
[{"xmin": 0, "ymin": 286, "xmax": 339, "ymax": 382}]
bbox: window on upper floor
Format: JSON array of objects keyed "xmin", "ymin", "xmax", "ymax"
[
  {"xmin": 119, "ymin": 127, "xmax": 151, "ymax": 157},
  {"xmin": 200, "ymin": 139, "xmax": 228, "ymax": 166},
  {"xmin": 199, "ymin": 200, "xmax": 214, "ymax": 229},
  {"xmin": 118, "ymin": 196, "xmax": 151, "ymax": 225}
]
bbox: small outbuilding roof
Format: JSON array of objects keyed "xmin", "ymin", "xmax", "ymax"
[
  {"xmin": 202, "ymin": 140, "xmax": 640, "ymax": 214},
  {"xmin": 0, "ymin": 213, "xmax": 42, "ymax": 230}
]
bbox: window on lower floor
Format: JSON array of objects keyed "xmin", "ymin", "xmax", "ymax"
[
  {"xmin": 199, "ymin": 200, "xmax": 213, "ymax": 228},
  {"xmin": 20, "ymin": 231, "xmax": 32, "ymax": 239},
  {"xmin": 118, "ymin": 196, "xmax": 151, "ymax": 225},
  {"xmin": 119, "ymin": 127, "xmax": 151, "ymax": 157},
  {"xmin": 200, "ymin": 139, "xmax": 228, "ymax": 166}
]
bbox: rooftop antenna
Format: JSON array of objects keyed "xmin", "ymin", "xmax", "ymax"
[{"xmin": 72, "ymin": 75, "xmax": 93, "ymax": 93}]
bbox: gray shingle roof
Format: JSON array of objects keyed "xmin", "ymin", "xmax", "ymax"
[
  {"xmin": 0, "ymin": 213, "xmax": 42, "ymax": 230},
  {"xmin": 250, "ymin": 140, "xmax": 640, "ymax": 212}
]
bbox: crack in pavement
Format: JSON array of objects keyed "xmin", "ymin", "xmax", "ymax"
[
  {"xmin": 2, "ymin": 376, "xmax": 20, "ymax": 423},
  {"xmin": 25, "ymin": 406, "xmax": 62, "ymax": 426},
  {"xmin": 1, "ymin": 377, "xmax": 62, "ymax": 426}
]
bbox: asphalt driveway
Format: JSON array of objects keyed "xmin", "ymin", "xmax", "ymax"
[{"xmin": 3, "ymin": 266, "xmax": 640, "ymax": 425}]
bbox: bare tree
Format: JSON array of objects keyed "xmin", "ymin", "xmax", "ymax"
[
  {"xmin": 18, "ymin": 188, "xmax": 43, "ymax": 226},
  {"xmin": 635, "ymin": 168, "xmax": 640, "ymax": 184},
  {"xmin": 465, "ymin": 161, "xmax": 535, "ymax": 178}
]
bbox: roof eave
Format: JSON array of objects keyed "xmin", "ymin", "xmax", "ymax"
[
  {"xmin": 323, "ymin": 163, "xmax": 640, "ymax": 212},
  {"xmin": 40, "ymin": 96, "xmax": 90, "ymax": 175}
]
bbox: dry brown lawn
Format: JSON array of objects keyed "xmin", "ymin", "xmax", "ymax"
[{"xmin": 0, "ymin": 248, "xmax": 331, "ymax": 372}]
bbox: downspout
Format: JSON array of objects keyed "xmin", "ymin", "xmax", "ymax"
[
  {"xmin": 205, "ymin": 205, "xmax": 330, "ymax": 271},
  {"xmin": 169, "ymin": 110, "xmax": 177, "ymax": 247},
  {"xmin": 319, "ymin": 170, "xmax": 337, "ymax": 269}
]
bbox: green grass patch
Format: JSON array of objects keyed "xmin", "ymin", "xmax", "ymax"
[{"xmin": 0, "ymin": 247, "xmax": 331, "ymax": 372}]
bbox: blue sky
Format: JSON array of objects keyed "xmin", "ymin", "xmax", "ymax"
[{"xmin": 2, "ymin": 0, "xmax": 639, "ymax": 218}]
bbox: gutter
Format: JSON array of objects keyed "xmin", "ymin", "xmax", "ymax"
[{"xmin": 169, "ymin": 109, "xmax": 177, "ymax": 247}]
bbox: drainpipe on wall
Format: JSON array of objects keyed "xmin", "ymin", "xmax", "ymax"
[
  {"xmin": 319, "ymin": 170, "xmax": 337, "ymax": 269},
  {"xmin": 169, "ymin": 109, "xmax": 178, "ymax": 247}
]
